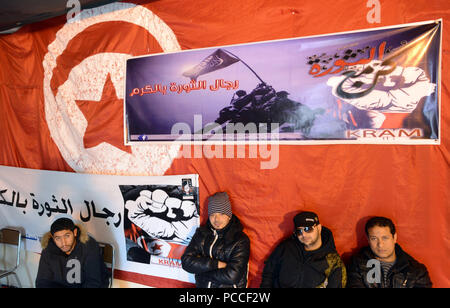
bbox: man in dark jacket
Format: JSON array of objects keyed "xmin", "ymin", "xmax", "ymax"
[
  {"xmin": 260, "ymin": 211, "xmax": 346, "ymax": 288},
  {"xmin": 35, "ymin": 217, "xmax": 110, "ymax": 288},
  {"xmin": 347, "ymin": 216, "xmax": 432, "ymax": 288},
  {"xmin": 181, "ymin": 192, "xmax": 250, "ymax": 288}
]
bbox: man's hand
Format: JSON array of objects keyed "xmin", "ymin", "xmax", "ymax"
[{"xmin": 218, "ymin": 261, "xmax": 227, "ymax": 269}]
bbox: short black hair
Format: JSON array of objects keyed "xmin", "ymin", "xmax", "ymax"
[
  {"xmin": 50, "ymin": 218, "xmax": 75, "ymax": 235},
  {"xmin": 365, "ymin": 216, "xmax": 396, "ymax": 236}
]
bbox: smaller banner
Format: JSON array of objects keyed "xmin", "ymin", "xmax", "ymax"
[
  {"xmin": 125, "ymin": 20, "xmax": 441, "ymax": 144},
  {"xmin": 0, "ymin": 165, "xmax": 199, "ymax": 284}
]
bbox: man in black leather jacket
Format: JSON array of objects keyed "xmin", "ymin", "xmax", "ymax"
[
  {"xmin": 347, "ymin": 216, "xmax": 432, "ymax": 288},
  {"xmin": 181, "ymin": 192, "xmax": 250, "ymax": 288}
]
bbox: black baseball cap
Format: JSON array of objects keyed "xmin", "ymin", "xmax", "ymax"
[{"xmin": 294, "ymin": 211, "xmax": 319, "ymax": 228}]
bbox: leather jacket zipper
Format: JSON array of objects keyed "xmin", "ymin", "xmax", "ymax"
[{"xmin": 208, "ymin": 229, "xmax": 218, "ymax": 288}]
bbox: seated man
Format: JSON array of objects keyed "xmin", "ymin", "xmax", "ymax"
[
  {"xmin": 35, "ymin": 217, "xmax": 110, "ymax": 288},
  {"xmin": 181, "ymin": 192, "xmax": 250, "ymax": 288},
  {"xmin": 261, "ymin": 211, "xmax": 346, "ymax": 288},
  {"xmin": 347, "ymin": 216, "xmax": 432, "ymax": 288}
]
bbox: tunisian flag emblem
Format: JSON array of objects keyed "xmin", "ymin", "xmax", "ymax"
[{"xmin": 43, "ymin": 2, "xmax": 181, "ymax": 176}]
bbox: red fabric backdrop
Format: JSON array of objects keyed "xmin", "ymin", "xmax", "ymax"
[{"xmin": 0, "ymin": 0, "xmax": 449, "ymax": 287}]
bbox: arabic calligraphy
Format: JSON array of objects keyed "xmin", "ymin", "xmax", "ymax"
[
  {"xmin": 80, "ymin": 200, "xmax": 121, "ymax": 227},
  {"xmin": 335, "ymin": 58, "xmax": 397, "ymax": 99},
  {"xmin": 307, "ymin": 40, "xmax": 425, "ymax": 99},
  {"xmin": 308, "ymin": 42, "xmax": 387, "ymax": 78},
  {"xmin": 129, "ymin": 79, "xmax": 239, "ymax": 97},
  {"xmin": 0, "ymin": 188, "xmax": 121, "ymax": 228}
]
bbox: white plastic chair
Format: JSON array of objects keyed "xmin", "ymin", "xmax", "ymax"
[{"xmin": 0, "ymin": 228, "xmax": 22, "ymax": 288}]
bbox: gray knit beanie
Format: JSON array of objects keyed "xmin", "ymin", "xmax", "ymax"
[{"xmin": 208, "ymin": 192, "xmax": 232, "ymax": 217}]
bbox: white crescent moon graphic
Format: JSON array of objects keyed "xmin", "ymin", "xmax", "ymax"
[{"xmin": 43, "ymin": 2, "xmax": 182, "ymax": 175}]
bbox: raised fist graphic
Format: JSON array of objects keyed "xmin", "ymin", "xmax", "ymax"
[{"xmin": 125, "ymin": 189, "xmax": 198, "ymax": 245}]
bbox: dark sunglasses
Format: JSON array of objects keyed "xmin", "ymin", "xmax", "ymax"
[{"xmin": 295, "ymin": 225, "xmax": 316, "ymax": 236}]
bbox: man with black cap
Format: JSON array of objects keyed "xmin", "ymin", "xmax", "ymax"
[
  {"xmin": 260, "ymin": 211, "xmax": 346, "ymax": 288},
  {"xmin": 35, "ymin": 217, "xmax": 110, "ymax": 288},
  {"xmin": 181, "ymin": 192, "xmax": 250, "ymax": 288}
]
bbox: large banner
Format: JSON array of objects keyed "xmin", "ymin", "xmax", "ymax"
[
  {"xmin": 0, "ymin": 165, "xmax": 199, "ymax": 284},
  {"xmin": 125, "ymin": 20, "xmax": 441, "ymax": 144}
]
